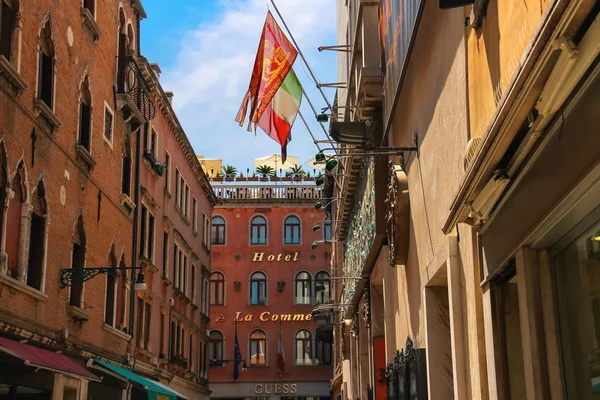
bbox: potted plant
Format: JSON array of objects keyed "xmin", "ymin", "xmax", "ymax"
[
  {"xmin": 212, "ymin": 171, "xmax": 224, "ymax": 182},
  {"xmin": 256, "ymin": 165, "xmax": 275, "ymax": 181},
  {"xmin": 222, "ymin": 165, "xmax": 238, "ymax": 181}
]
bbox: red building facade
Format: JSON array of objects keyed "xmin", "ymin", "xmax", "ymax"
[{"xmin": 208, "ymin": 180, "xmax": 334, "ymax": 399}]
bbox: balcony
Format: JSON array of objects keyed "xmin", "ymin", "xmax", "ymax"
[
  {"xmin": 116, "ymin": 56, "xmax": 156, "ymax": 125},
  {"xmin": 211, "ymin": 178, "xmax": 323, "ymax": 205}
]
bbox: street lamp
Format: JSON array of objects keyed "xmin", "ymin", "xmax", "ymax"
[{"xmin": 59, "ymin": 266, "xmax": 147, "ymax": 290}]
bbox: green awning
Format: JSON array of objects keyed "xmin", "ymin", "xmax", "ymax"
[{"xmin": 93, "ymin": 360, "xmax": 177, "ymax": 400}]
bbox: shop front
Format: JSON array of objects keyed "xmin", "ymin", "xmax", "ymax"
[{"xmin": 209, "ymin": 381, "xmax": 331, "ymax": 400}]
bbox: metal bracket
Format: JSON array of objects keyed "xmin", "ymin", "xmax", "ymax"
[
  {"xmin": 60, "ymin": 266, "xmax": 141, "ymax": 289},
  {"xmin": 318, "ymin": 45, "xmax": 353, "ymax": 53}
]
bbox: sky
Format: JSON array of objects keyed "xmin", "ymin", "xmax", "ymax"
[{"xmin": 140, "ymin": 0, "xmax": 338, "ymax": 176}]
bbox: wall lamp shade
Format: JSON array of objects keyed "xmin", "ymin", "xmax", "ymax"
[
  {"xmin": 311, "ymin": 241, "xmax": 319, "ymax": 250},
  {"xmin": 316, "ymin": 113, "xmax": 329, "ymax": 123},
  {"xmin": 315, "ymin": 281, "xmax": 326, "ymax": 292},
  {"xmin": 313, "ymin": 224, "xmax": 321, "ymax": 232},
  {"xmin": 315, "ymin": 177, "xmax": 325, "ymax": 186},
  {"xmin": 315, "ymin": 152, "xmax": 326, "ymax": 162},
  {"xmin": 134, "ymin": 271, "xmax": 147, "ymax": 291},
  {"xmin": 325, "ymin": 159, "xmax": 338, "ymax": 172},
  {"xmin": 315, "ymin": 201, "xmax": 324, "ymax": 210}
]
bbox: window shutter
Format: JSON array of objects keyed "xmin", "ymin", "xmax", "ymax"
[
  {"xmin": 40, "ymin": 53, "xmax": 54, "ymax": 108},
  {"xmin": 79, "ymin": 103, "xmax": 91, "ymax": 150},
  {"xmin": 117, "ymin": 33, "xmax": 128, "ymax": 90},
  {"xmin": 0, "ymin": 2, "xmax": 16, "ymax": 61},
  {"xmin": 84, "ymin": 0, "xmax": 95, "ymax": 17},
  {"xmin": 73, "ymin": 224, "xmax": 83, "ymax": 247}
]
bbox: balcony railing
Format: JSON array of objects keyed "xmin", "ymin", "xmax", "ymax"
[
  {"xmin": 211, "ymin": 181, "xmax": 323, "ymax": 204},
  {"xmin": 117, "ymin": 57, "xmax": 156, "ymax": 122}
]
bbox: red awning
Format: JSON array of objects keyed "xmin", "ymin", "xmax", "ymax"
[{"xmin": 0, "ymin": 337, "xmax": 99, "ymax": 380}]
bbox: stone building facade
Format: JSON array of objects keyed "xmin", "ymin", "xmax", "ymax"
[
  {"xmin": 330, "ymin": 0, "xmax": 600, "ymax": 399},
  {"xmin": 0, "ymin": 1, "xmax": 215, "ymax": 399}
]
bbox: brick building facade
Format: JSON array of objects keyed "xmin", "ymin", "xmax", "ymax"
[
  {"xmin": 208, "ymin": 179, "xmax": 333, "ymax": 399},
  {"xmin": 0, "ymin": 1, "xmax": 215, "ymax": 399}
]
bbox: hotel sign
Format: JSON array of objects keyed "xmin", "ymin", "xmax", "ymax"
[
  {"xmin": 252, "ymin": 252, "xmax": 299, "ymax": 262},
  {"xmin": 214, "ymin": 311, "xmax": 313, "ymax": 322}
]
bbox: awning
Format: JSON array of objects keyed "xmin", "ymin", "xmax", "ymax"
[
  {"xmin": 0, "ymin": 336, "xmax": 99, "ymax": 380},
  {"xmin": 152, "ymin": 380, "xmax": 190, "ymax": 400},
  {"xmin": 93, "ymin": 360, "xmax": 177, "ymax": 400}
]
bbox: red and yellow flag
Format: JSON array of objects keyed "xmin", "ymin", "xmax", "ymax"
[{"xmin": 235, "ymin": 11, "xmax": 298, "ymax": 131}]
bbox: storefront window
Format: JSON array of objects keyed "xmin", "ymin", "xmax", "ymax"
[{"xmin": 554, "ymin": 219, "xmax": 600, "ymax": 399}]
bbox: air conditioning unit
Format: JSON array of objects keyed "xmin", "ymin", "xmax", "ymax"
[{"xmin": 464, "ymin": 137, "xmax": 483, "ymax": 170}]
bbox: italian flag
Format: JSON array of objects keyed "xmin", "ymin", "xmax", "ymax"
[{"xmin": 258, "ymin": 68, "xmax": 302, "ymax": 162}]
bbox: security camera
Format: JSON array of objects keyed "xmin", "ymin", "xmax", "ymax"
[{"xmin": 168, "ymin": 298, "xmax": 174, "ymax": 306}]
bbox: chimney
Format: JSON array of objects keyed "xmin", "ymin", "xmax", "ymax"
[
  {"xmin": 165, "ymin": 91, "xmax": 174, "ymax": 105},
  {"xmin": 149, "ymin": 63, "xmax": 161, "ymax": 79}
]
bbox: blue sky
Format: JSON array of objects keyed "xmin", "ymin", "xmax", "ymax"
[{"xmin": 140, "ymin": 0, "xmax": 338, "ymax": 175}]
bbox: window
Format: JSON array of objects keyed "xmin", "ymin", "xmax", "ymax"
[
  {"xmin": 170, "ymin": 320, "xmax": 176, "ymax": 358},
  {"xmin": 211, "ymin": 216, "xmax": 226, "ymax": 245},
  {"xmin": 250, "ymin": 216, "xmax": 267, "ymax": 244},
  {"xmin": 69, "ymin": 216, "xmax": 86, "ymax": 308},
  {"xmin": 295, "ymin": 272, "xmax": 311, "ymax": 305},
  {"xmin": 82, "ymin": 0, "xmax": 95, "ymax": 18},
  {"xmin": 117, "ymin": 256, "xmax": 128, "ymax": 331},
  {"xmin": 184, "ymin": 184, "xmax": 189, "ymax": 216},
  {"xmin": 103, "ymin": 102, "xmax": 114, "ymax": 145},
  {"xmin": 27, "ymin": 181, "xmax": 47, "ymax": 291},
  {"xmin": 104, "ymin": 251, "xmax": 118, "ymax": 326},
  {"xmin": 324, "ymin": 217, "xmax": 332, "ymax": 241},
  {"xmin": 121, "ymin": 135, "xmax": 132, "ymax": 196},
  {"xmin": 175, "ymin": 169, "xmax": 190, "ymax": 217},
  {"xmin": 295, "ymin": 330, "xmax": 312, "ymax": 365},
  {"xmin": 191, "ymin": 265, "xmax": 197, "ymax": 304},
  {"xmin": 160, "ymin": 313, "xmax": 166, "ymax": 355},
  {"xmin": 210, "ymin": 272, "xmax": 225, "ymax": 305},
  {"xmin": 136, "ymin": 298, "xmax": 151, "ymax": 350},
  {"xmin": 0, "ymin": 1, "xmax": 18, "ymax": 61},
  {"xmin": 202, "ymin": 272, "xmax": 210, "ymax": 315},
  {"xmin": 202, "ymin": 343, "xmax": 208, "ymax": 378},
  {"xmin": 284, "ymin": 215, "xmax": 301, "ymax": 244},
  {"xmin": 192, "ymin": 197, "xmax": 197, "ymax": 232},
  {"xmin": 165, "ymin": 152, "xmax": 171, "ymax": 193},
  {"xmin": 150, "ymin": 127, "xmax": 157, "ymax": 156},
  {"xmin": 189, "ymin": 334, "xmax": 194, "ymax": 372},
  {"xmin": 315, "ymin": 272, "xmax": 331, "ymax": 305},
  {"xmin": 250, "ymin": 272, "xmax": 267, "ymax": 305},
  {"xmin": 162, "ymin": 230, "xmax": 168, "ymax": 277},
  {"xmin": 38, "ymin": 20, "xmax": 55, "ymax": 109},
  {"xmin": 208, "ymin": 331, "xmax": 223, "ymax": 362},
  {"xmin": 249, "ymin": 330, "xmax": 266, "ymax": 366},
  {"xmin": 175, "ymin": 168, "xmax": 180, "ymax": 203},
  {"xmin": 78, "ymin": 76, "xmax": 92, "ymax": 152},
  {"xmin": 203, "ymin": 213, "xmax": 211, "ymax": 248},
  {"xmin": 173, "ymin": 243, "xmax": 187, "ymax": 292},
  {"xmin": 183, "ymin": 257, "xmax": 188, "ymax": 296},
  {"xmin": 140, "ymin": 204, "xmax": 155, "ymax": 263},
  {"xmin": 315, "ymin": 329, "xmax": 332, "ymax": 365}
]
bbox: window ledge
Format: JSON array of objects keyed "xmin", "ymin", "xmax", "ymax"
[
  {"xmin": 116, "ymin": 93, "xmax": 146, "ymax": 125},
  {"xmin": 75, "ymin": 144, "xmax": 96, "ymax": 174},
  {"xmin": 0, "ymin": 55, "xmax": 27, "ymax": 93},
  {"xmin": 33, "ymin": 99, "xmax": 62, "ymax": 134},
  {"xmin": 120, "ymin": 194, "xmax": 136, "ymax": 214},
  {"xmin": 81, "ymin": 8, "xmax": 102, "ymax": 40},
  {"xmin": 201, "ymin": 243, "xmax": 210, "ymax": 254},
  {"xmin": 139, "ymin": 256, "xmax": 157, "ymax": 273},
  {"xmin": 161, "ymin": 275, "xmax": 172, "ymax": 287},
  {"xmin": 103, "ymin": 323, "xmax": 131, "ymax": 341},
  {"xmin": 0, "ymin": 273, "xmax": 48, "ymax": 301},
  {"xmin": 66, "ymin": 305, "xmax": 89, "ymax": 322},
  {"xmin": 191, "ymin": 303, "xmax": 199, "ymax": 310}
]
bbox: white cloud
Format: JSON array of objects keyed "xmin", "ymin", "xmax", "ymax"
[{"xmin": 160, "ymin": 0, "xmax": 338, "ymax": 173}]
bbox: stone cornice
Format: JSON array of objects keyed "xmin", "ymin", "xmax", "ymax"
[{"xmin": 137, "ymin": 57, "xmax": 218, "ymax": 207}]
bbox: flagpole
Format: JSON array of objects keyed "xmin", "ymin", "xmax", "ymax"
[
  {"xmin": 299, "ymin": 84, "xmax": 339, "ymax": 154},
  {"xmin": 270, "ymin": 1, "xmax": 339, "ymax": 154}
]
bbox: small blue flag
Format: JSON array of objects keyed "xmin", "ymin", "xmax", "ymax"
[{"xmin": 233, "ymin": 323, "xmax": 242, "ymax": 381}]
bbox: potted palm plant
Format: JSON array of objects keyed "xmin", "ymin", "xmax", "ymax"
[
  {"xmin": 288, "ymin": 165, "xmax": 306, "ymax": 182},
  {"xmin": 222, "ymin": 165, "xmax": 238, "ymax": 181},
  {"xmin": 256, "ymin": 165, "xmax": 275, "ymax": 181}
]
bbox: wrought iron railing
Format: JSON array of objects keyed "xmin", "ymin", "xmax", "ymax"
[{"xmin": 118, "ymin": 57, "xmax": 156, "ymax": 121}]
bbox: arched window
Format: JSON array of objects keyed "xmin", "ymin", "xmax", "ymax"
[
  {"xmin": 210, "ymin": 272, "xmax": 225, "ymax": 305},
  {"xmin": 104, "ymin": 248, "xmax": 118, "ymax": 326},
  {"xmin": 208, "ymin": 331, "xmax": 223, "ymax": 362},
  {"xmin": 38, "ymin": 19, "xmax": 55, "ymax": 109},
  {"xmin": 0, "ymin": 0, "xmax": 19, "ymax": 63},
  {"xmin": 284, "ymin": 215, "xmax": 301, "ymax": 244},
  {"xmin": 250, "ymin": 216, "xmax": 267, "ymax": 244},
  {"xmin": 250, "ymin": 330, "xmax": 266, "ymax": 366},
  {"xmin": 250, "ymin": 272, "xmax": 267, "ymax": 305},
  {"xmin": 315, "ymin": 272, "xmax": 331, "ymax": 305},
  {"xmin": 116, "ymin": 255, "xmax": 128, "ymax": 329},
  {"xmin": 211, "ymin": 216, "xmax": 225, "ymax": 245},
  {"xmin": 27, "ymin": 180, "xmax": 47, "ymax": 290},
  {"xmin": 117, "ymin": 9, "xmax": 127, "ymax": 90},
  {"xmin": 6, "ymin": 161, "xmax": 25, "ymax": 280},
  {"xmin": 78, "ymin": 76, "xmax": 92, "ymax": 152},
  {"xmin": 294, "ymin": 272, "xmax": 311, "ymax": 305},
  {"xmin": 295, "ymin": 330, "xmax": 312, "ymax": 365},
  {"xmin": 121, "ymin": 133, "xmax": 132, "ymax": 196},
  {"xmin": 70, "ymin": 216, "xmax": 86, "ymax": 308}
]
